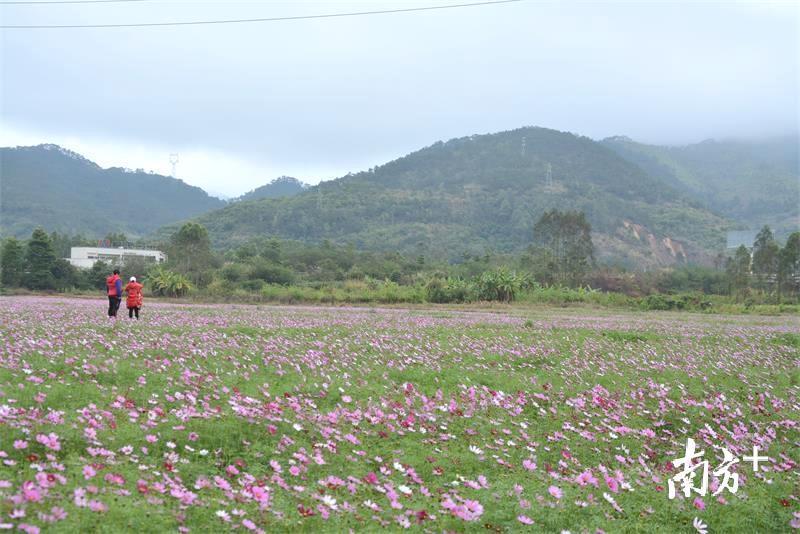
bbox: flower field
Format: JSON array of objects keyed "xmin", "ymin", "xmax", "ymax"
[{"xmin": 0, "ymin": 296, "xmax": 797, "ymax": 533}]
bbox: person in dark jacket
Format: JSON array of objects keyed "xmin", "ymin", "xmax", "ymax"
[{"xmin": 106, "ymin": 268, "xmax": 123, "ymax": 317}]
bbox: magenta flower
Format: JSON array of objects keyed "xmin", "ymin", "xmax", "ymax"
[
  {"xmin": 548, "ymin": 485, "xmax": 563, "ymax": 500},
  {"xmin": 36, "ymin": 433, "xmax": 61, "ymax": 451},
  {"xmin": 522, "ymin": 459, "xmax": 536, "ymax": 471},
  {"xmin": 82, "ymin": 465, "xmax": 96, "ymax": 480}
]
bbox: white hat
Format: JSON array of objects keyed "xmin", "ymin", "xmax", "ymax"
[{"xmin": 130, "ymin": 276, "xmax": 136, "ymax": 282}]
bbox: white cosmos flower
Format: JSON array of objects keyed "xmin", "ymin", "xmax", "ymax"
[
  {"xmin": 469, "ymin": 445, "xmax": 484, "ymax": 455},
  {"xmin": 398, "ymin": 485, "xmax": 412, "ymax": 495},
  {"xmin": 393, "ymin": 462, "xmax": 404, "ymax": 472},
  {"xmin": 692, "ymin": 517, "xmax": 708, "ymax": 534},
  {"xmin": 321, "ymin": 495, "xmax": 338, "ymax": 510}
]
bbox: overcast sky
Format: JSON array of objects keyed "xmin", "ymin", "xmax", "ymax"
[{"xmin": 1, "ymin": 0, "xmax": 797, "ymax": 197}]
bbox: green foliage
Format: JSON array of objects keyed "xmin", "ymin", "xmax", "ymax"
[
  {"xmin": 167, "ymin": 222, "xmax": 217, "ymax": 287},
  {"xmin": 476, "ymin": 268, "xmax": 527, "ymax": 303},
  {"xmin": 1, "ymin": 237, "xmax": 25, "ymax": 287},
  {"xmin": 248, "ymin": 259, "xmax": 296, "ymax": 285},
  {"xmin": 752, "ymin": 226, "xmax": 779, "ymax": 291},
  {"xmin": 0, "ymin": 145, "xmax": 224, "ymax": 238},
  {"xmin": 146, "ymin": 266, "xmax": 193, "ymax": 297},
  {"xmin": 640, "ymin": 293, "xmax": 712, "ymax": 311},
  {"xmin": 25, "ymin": 228, "xmax": 57, "ymax": 290},
  {"xmin": 84, "ymin": 260, "xmax": 112, "ymax": 291},
  {"xmin": 235, "ymin": 176, "xmax": 306, "ymax": 202},
  {"xmin": 425, "ymin": 276, "xmax": 475, "ymax": 303},
  {"xmin": 173, "ymin": 127, "xmax": 727, "ymax": 267},
  {"xmin": 531, "ymin": 209, "xmax": 594, "ymax": 285},
  {"xmin": 655, "ymin": 265, "xmax": 728, "ymax": 294},
  {"xmin": 771, "ymin": 333, "xmax": 800, "ymax": 349},
  {"xmin": 601, "ymin": 330, "xmax": 662, "ymax": 343},
  {"xmin": 603, "ymin": 135, "xmax": 799, "ymax": 237},
  {"xmin": 778, "ymin": 232, "xmax": 800, "ymax": 297},
  {"xmin": 726, "ymin": 245, "xmax": 752, "ymax": 297}
]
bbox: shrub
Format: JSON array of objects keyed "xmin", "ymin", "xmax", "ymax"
[
  {"xmin": 146, "ymin": 267, "xmax": 192, "ymax": 297},
  {"xmin": 476, "ymin": 268, "xmax": 526, "ymax": 303},
  {"xmin": 249, "ymin": 260, "xmax": 295, "ymax": 285},
  {"xmin": 425, "ymin": 277, "xmax": 475, "ymax": 303}
]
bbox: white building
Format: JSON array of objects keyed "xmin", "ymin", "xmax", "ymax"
[{"xmin": 66, "ymin": 247, "xmax": 166, "ymax": 269}]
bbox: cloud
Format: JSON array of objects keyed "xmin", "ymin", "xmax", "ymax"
[{"xmin": 1, "ymin": 1, "xmax": 797, "ymax": 195}]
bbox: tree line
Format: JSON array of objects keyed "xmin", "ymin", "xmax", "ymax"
[{"xmin": 2, "ymin": 213, "xmax": 799, "ymax": 305}]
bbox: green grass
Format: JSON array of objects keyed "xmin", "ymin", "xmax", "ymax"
[{"xmin": 0, "ymin": 299, "xmax": 797, "ymax": 532}]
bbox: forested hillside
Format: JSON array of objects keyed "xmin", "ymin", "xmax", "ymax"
[
  {"xmin": 0, "ymin": 144, "xmax": 225, "ymax": 238},
  {"xmin": 602, "ymin": 135, "xmax": 799, "ymax": 238},
  {"xmin": 235, "ymin": 176, "xmax": 307, "ymax": 202},
  {"xmin": 183, "ymin": 127, "xmax": 728, "ymax": 267}
]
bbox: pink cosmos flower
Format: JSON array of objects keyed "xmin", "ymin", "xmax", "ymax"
[
  {"xmin": 517, "ymin": 515, "xmax": 534, "ymax": 525},
  {"xmin": 13, "ymin": 440, "xmax": 28, "ymax": 450},
  {"xmin": 576, "ymin": 470, "xmax": 599, "ymax": 487},
  {"xmin": 35, "ymin": 433, "xmax": 61, "ymax": 451},
  {"xmin": 548, "ymin": 485, "xmax": 563, "ymax": 500},
  {"xmin": 22, "ymin": 481, "xmax": 42, "ymax": 502},
  {"xmin": 82, "ymin": 465, "xmax": 96, "ymax": 480},
  {"xmin": 88, "ymin": 500, "xmax": 108, "ymax": 513},
  {"xmin": 522, "ymin": 459, "xmax": 536, "ymax": 471}
]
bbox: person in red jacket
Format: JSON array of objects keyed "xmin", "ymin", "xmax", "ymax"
[
  {"xmin": 106, "ymin": 268, "xmax": 123, "ymax": 317},
  {"xmin": 124, "ymin": 276, "xmax": 144, "ymax": 319}
]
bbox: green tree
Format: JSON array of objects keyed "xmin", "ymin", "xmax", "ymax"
[
  {"xmin": 532, "ymin": 209, "xmax": 594, "ymax": 286},
  {"xmin": 51, "ymin": 258, "xmax": 79, "ymax": 290},
  {"xmin": 751, "ymin": 226, "xmax": 779, "ymax": 292},
  {"xmin": 725, "ymin": 245, "xmax": 751, "ymax": 298},
  {"xmin": 168, "ymin": 222, "xmax": 217, "ymax": 287},
  {"xmin": 104, "ymin": 232, "xmax": 129, "ymax": 247},
  {"xmin": 84, "ymin": 260, "xmax": 111, "ymax": 291},
  {"xmin": 25, "ymin": 228, "xmax": 57, "ymax": 290},
  {"xmin": 1, "ymin": 238, "xmax": 26, "ymax": 287},
  {"xmin": 778, "ymin": 232, "xmax": 800, "ymax": 299}
]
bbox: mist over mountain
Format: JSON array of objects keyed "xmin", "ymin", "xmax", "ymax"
[
  {"xmin": 174, "ymin": 127, "xmax": 730, "ymax": 268},
  {"xmin": 0, "ymin": 144, "xmax": 225, "ymax": 238},
  {"xmin": 601, "ymin": 135, "xmax": 799, "ymax": 238},
  {"xmin": 4, "ymin": 127, "xmax": 794, "ymax": 270}
]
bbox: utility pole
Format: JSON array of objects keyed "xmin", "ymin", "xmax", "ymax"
[{"xmin": 169, "ymin": 153, "xmax": 179, "ymax": 177}]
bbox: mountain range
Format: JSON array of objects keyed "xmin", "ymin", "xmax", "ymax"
[
  {"xmin": 601, "ymin": 135, "xmax": 798, "ymax": 239},
  {"xmin": 0, "ymin": 144, "xmax": 225, "ymax": 238},
  {"xmin": 1, "ymin": 127, "xmax": 796, "ymax": 268},
  {"xmin": 234, "ymin": 176, "xmax": 307, "ymax": 202}
]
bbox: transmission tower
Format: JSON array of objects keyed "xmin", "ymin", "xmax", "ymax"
[
  {"xmin": 546, "ymin": 162, "xmax": 553, "ymax": 188},
  {"xmin": 169, "ymin": 153, "xmax": 179, "ymax": 177},
  {"xmin": 521, "ymin": 136, "xmax": 526, "ymax": 157}
]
